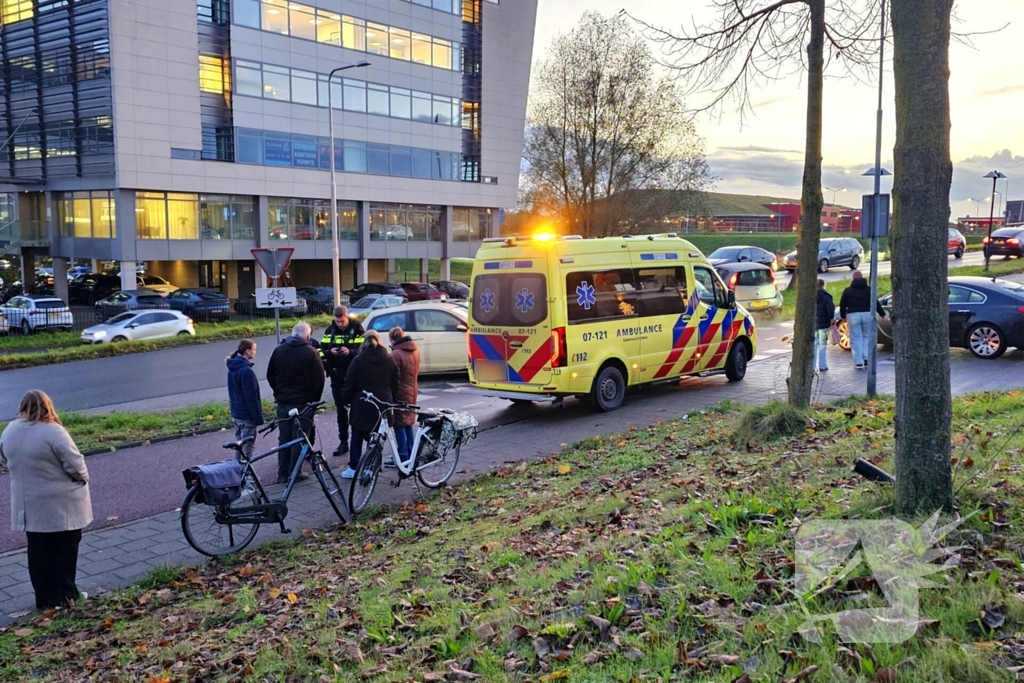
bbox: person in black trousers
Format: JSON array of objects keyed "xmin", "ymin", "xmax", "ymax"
[
  {"xmin": 319, "ymin": 306, "xmax": 365, "ymax": 458},
  {"xmin": 267, "ymin": 322, "xmax": 325, "ymax": 483},
  {"xmin": 815, "ymin": 279, "xmax": 836, "ymax": 371},
  {"xmin": 338, "ymin": 331, "xmax": 399, "ymax": 479}
]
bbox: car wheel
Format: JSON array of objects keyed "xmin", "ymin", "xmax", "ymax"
[
  {"xmin": 954, "ymin": 246, "xmax": 964, "ymax": 259},
  {"xmin": 20, "ymin": 319, "xmax": 31, "ymax": 335},
  {"xmin": 586, "ymin": 364, "xmax": 625, "ymax": 412},
  {"xmin": 177, "ymin": 330, "xmax": 192, "ymax": 337},
  {"xmin": 967, "ymin": 323, "xmax": 1006, "ymax": 359},
  {"xmin": 850, "ymin": 256, "xmax": 860, "ymax": 270},
  {"xmin": 818, "ymin": 259, "xmax": 829, "ymax": 273},
  {"xmin": 838, "ymin": 319, "xmax": 850, "ymax": 351},
  {"xmin": 725, "ymin": 341, "xmax": 748, "ymax": 381}
]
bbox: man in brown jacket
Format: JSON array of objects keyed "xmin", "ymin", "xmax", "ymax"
[{"xmin": 388, "ymin": 326, "xmax": 420, "ymax": 465}]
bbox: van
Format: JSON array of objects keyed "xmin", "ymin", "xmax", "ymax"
[{"xmin": 464, "ymin": 234, "xmax": 757, "ymax": 411}]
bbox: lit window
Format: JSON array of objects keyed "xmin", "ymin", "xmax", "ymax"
[
  {"xmin": 432, "ymin": 38, "xmax": 452, "ymax": 70},
  {"xmin": 316, "ymin": 11, "xmax": 341, "ymax": 45},
  {"xmin": 261, "ymin": 0, "xmax": 288, "ymax": 34},
  {"xmin": 411, "ymin": 33, "xmax": 432, "ymax": 65},
  {"xmin": 389, "ymin": 27, "xmax": 411, "ymax": 61},
  {"xmin": 288, "ymin": 2, "xmax": 315, "ymax": 41},
  {"xmin": 342, "ymin": 16, "xmax": 365, "ymax": 51},
  {"xmin": 0, "ymin": 0, "xmax": 33, "ymax": 26},
  {"xmin": 198, "ymin": 55, "xmax": 225, "ymax": 94},
  {"xmin": 366, "ymin": 23, "xmax": 389, "ymax": 56}
]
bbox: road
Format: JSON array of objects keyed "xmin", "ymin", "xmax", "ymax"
[{"xmin": 774, "ymin": 249, "xmax": 985, "ymax": 287}]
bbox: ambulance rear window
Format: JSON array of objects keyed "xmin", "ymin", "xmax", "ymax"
[{"xmin": 472, "ymin": 273, "xmax": 547, "ymax": 327}]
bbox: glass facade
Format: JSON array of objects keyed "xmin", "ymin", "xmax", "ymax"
[
  {"xmin": 233, "ymin": 1, "xmax": 461, "ymax": 71},
  {"xmin": 57, "ymin": 191, "xmax": 116, "ymax": 238},
  {"xmin": 137, "ymin": 192, "xmax": 256, "ymax": 240},
  {"xmin": 266, "ymin": 198, "xmax": 359, "ymax": 241},
  {"xmin": 236, "ymin": 128, "xmax": 461, "ymax": 181},
  {"xmin": 368, "ymin": 203, "xmax": 443, "ymax": 242},
  {"xmin": 452, "ymin": 207, "xmax": 490, "ymax": 242},
  {"xmin": 234, "ymin": 60, "xmax": 461, "ymax": 127}
]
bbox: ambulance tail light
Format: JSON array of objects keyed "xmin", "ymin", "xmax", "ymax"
[{"xmin": 551, "ymin": 327, "xmax": 567, "ymax": 368}]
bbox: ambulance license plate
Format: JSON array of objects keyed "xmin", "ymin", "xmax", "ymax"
[{"xmin": 474, "ymin": 360, "xmax": 507, "ymax": 382}]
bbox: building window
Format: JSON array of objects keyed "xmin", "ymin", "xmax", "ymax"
[
  {"xmin": 452, "ymin": 207, "xmax": 489, "ymax": 242},
  {"xmin": 262, "ymin": 64, "xmax": 290, "ymax": 100},
  {"xmin": 369, "ymin": 203, "xmax": 443, "ymax": 241},
  {"xmin": 198, "ymin": 0, "xmax": 230, "ymax": 24},
  {"xmin": 0, "ymin": 0, "xmax": 33, "ymax": 27},
  {"xmin": 136, "ymin": 192, "xmax": 169, "ymax": 240},
  {"xmin": 202, "ymin": 125, "xmax": 235, "ymax": 162},
  {"xmin": 199, "ymin": 55, "xmax": 227, "ymax": 94},
  {"xmin": 235, "ymin": 59, "xmax": 262, "ymax": 97},
  {"xmin": 198, "ymin": 195, "xmax": 255, "ymax": 240},
  {"xmin": 57, "ymin": 192, "xmax": 116, "ymax": 239}
]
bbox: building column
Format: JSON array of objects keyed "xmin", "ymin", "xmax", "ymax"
[
  {"xmin": 120, "ymin": 262, "xmax": 137, "ymax": 291},
  {"xmin": 420, "ymin": 258, "xmax": 429, "ymax": 283},
  {"xmin": 489, "ymin": 208, "xmax": 500, "ymax": 239},
  {"xmin": 19, "ymin": 252, "xmax": 36, "ymax": 294},
  {"xmin": 256, "ymin": 195, "xmax": 270, "ymax": 288},
  {"xmin": 439, "ymin": 258, "xmax": 451, "ymax": 281},
  {"xmin": 91, "ymin": 258, "xmax": 102, "ymax": 274},
  {"xmin": 441, "ymin": 205, "xmax": 454, "ymax": 281},
  {"xmin": 356, "ymin": 258, "xmax": 369, "ymax": 285},
  {"xmin": 52, "ymin": 257, "xmax": 69, "ymax": 303},
  {"xmin": 386, "ymin": 258, "xmax": 396, "ymax": 283}
]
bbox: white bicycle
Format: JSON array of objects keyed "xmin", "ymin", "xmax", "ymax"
[{"xmin": 348, "ymin": 391, "xmax": 478, "ymax": 516}]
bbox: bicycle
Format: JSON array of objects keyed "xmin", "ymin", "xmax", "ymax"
[
  {"xmin": 348, "ymin": 391, "xmax": 478, "ymax": 516},
  {"xmin": 180, "ymin": 401, "xmax": 350, "ymax": 556}
]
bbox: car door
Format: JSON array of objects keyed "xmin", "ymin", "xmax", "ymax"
[
  {"xmin": 152, "ymin": 312, "xmax": 182, "ymax": 338},
  {"xmin": 691, "ymin": 266, "xmax": 725, "ymax": 370},
  {"xmin": 128, "ymin": 312, "xmax": 160, "ymax": 340},
  {"xmin": 412, "ymin": 309, "xmax": 467, "ymax": 372},
  {"xmin": 947, "ymin": 285, "xmax": 984, "ymax": 345},
  {"xmin": 736, "ymin": 249, "xmax": 752, "ymax": 264},
  {"xmin": 3, "ymin": 297, "xmax": 25, "ymax": 328}
]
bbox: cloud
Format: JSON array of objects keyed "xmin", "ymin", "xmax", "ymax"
[
  {"xmin": 715, "ymin": 145, "xmax": 804, "ymax": 155},
  {"xmin": 976, "ymin": 84, "xmax": 1024, "ymax": 98}
]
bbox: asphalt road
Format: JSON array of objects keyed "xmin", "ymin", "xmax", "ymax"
[{"xmin": 774, "ymin": 249, "xmax": 985, "ymax": 286}]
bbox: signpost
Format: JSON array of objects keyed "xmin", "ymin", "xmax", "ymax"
[{"xmin": 251, "ymin": 248, "xmax": 295, "ymax": 343}]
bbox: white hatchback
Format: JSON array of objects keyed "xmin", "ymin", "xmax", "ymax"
[
  {"xmin": 362, "ymin": 301, "xmax": 469, "ymax": 374},
  {"xmin": 81, "ymin": 310, "xmax": 195, "ymax": 344}
]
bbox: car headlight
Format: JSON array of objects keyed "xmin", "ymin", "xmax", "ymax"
[{"xmin": 92, "ymin": 330, "xmax": 107, "ymax": 339}]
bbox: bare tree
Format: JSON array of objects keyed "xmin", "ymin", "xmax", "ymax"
[
  {"xmin": 523, "ymin": 12, "xmax": 711, "ymax": 238},
  {"xmin": 891, "ymin": 0, "xmax": 954, "ymax": 515},
  {"xmin": 633, "ymin": 0, "xmax": 878, "ymax": 409}
]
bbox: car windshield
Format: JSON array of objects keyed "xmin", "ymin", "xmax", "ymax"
[
  {"xmin": 107, "ymin": 312, "xmax": 137, "ymax": 324},
  {"xmin": 709, "ymin": 248, "xmax": 743, "ymax": 259},
  {"xmin": 737, "ymin": 270, "xmax": 773, "ymax": 286},
  {"xmin": 35, "ymin": 300, "xmax": 67, "ymax": 309},
  {"xmin": 353, "ymin": 297, "xmax": 379, "ymax": 308}
]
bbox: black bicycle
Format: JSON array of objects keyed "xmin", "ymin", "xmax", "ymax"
[{"xmin": 180, "ymin": 401, "xmax": 350, "ymax": 556}]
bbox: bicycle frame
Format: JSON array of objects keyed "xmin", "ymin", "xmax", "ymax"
[{"xmin": 366, "ymin": 404, "xmax": 437, "ymax": 478}]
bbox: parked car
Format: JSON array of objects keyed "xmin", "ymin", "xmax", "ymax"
[
  {"xmin": 94, "ymin": 290, "xmax": 170, "ymax": 321},
  {"xmin": 364, "ymin": 301, "xmax": 469, "ymax": 373},
  {"xmin": 138, "ymin": 275, "xmax": 178, "ymax": 293},
  {"xmin": 400, "ymin": 282, "xmax": 448, "ymax": 302},
  {"xmin": 983, "ymin": 227, "xmax": 1024, "ymax": 259},
  {"xmin": 233, "ymin": 292, "xmax": 309, "ymax": 318},
  {"xmin": 167, "ymin": 288, "xmax": 231, "ymax": 321},
  {"xmin": 708, "ymin": 246, "xmax": 778, "ymax": 271},
  {"xmin": 69, "ymin": 266, "xmax": 93, "ymax": 278},
  {"xmin": 714, "ymin": 263, "xmax": 783, "ymax": 314},
  {"xmin": 68, "ymin": 273, "xmax": 122, "ymax": 303},
  {"xmin": 1, "ymin": 295, "xmax": 74, "ymax": 334},
  {"xmin": 347, "ymin": 295, "xmax": 406, "ymax": 317},
  {"xmin": 838, "ymin": 276, "xmax": 1024, "ymax": 359},
  {"xmin": 81, "ymin": 310, "xmax": 195, "ymax": 344},
  {"xmin": 784, "ymin": 237, "xmax": 864, "ymax": 273},
  {"xmin": 431, "ymin": 280, "xmax": 470, "ymax": 299},
  {"xmin": 0, "ymin": 310, "xmax": 9, "ymax": 336},
  {"xmin": 296, "ymin": 286, "xmax": 350, "ymax": 315},
  {"xmin": 948, "ymin": 228, "xmax": 966, "ymax": 259},
  {"xmin": 384, "ymin": 225, "xmax": 414, "ymax": 240},
  {"xmin": 0, "ymin": 281, "xmax": 23, "ymax": 303},
  {"xmin": 344, "ymin": 282, "xmax": 407, "ymax": 300}
]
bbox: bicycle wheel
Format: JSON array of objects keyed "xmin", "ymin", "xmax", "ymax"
[
  {"xmin": 416, "ymin": 443, "xmax": 461, "ymax": 489},
  {"xmin": 180, "ymin": 482, "xmax": 262, "ymax": 557},
  {"xmin": 348, "ymin": 440, "xmax": 383, "ymax": 516},
  {"xmin": 312, "ymin": 454, "xmax": 351, "ymax": 523}
]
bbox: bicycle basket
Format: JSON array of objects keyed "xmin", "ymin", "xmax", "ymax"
[
  {"xmin": 439, "ymin": 411, "xmax": 479, "ymax": 451},
  {"xmin": 191, "ymin": 460, "xmax": 244, "ymax": 506}
]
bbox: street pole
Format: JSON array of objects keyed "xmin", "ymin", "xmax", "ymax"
[
  {"xmin": 866, "ymin": 0, "xmax": 886, "ymax": 398},
  {"xmin": 327, "ymin": 61, "xmax": 370, "ymax": 308},
  {"xmin": 273, "ymin": 275, "xmax": 281, "ymax": 344},
  {"xmin": 983, "ymin": 171, "xmax": 1006, "ymax": 271}
]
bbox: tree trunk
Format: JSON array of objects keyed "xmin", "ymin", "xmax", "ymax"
[
  {"xmin": 787, "ymin": 0, "xmax": 825, "ymax": 409},
  {"xmin": 891, "ymin": 0, "xmax": 954, "ymax": 515}
]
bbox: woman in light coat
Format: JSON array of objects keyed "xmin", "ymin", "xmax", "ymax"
[{"xmin": 0, "ymin": 390, "xmax": 92, "ymax": 609}]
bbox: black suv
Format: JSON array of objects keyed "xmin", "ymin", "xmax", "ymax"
[
  {"xmin": 784, "ymin": 238, "xmax": 864, "ymax": 273},
  {"xmin": 68, "ymin": 274, "xmax": 122, "ymax": 304},
  {"xmin": 344, "ymin": 282, "xmax": 406, "ymax": 300}
]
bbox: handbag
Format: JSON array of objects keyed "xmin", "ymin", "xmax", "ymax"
[{"xmin": 829, "ymin": 321, "xmax": 841, "ymax": 346}]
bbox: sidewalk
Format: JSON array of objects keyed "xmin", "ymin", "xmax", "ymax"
[{"xmin": 1, "ymin": 348, "xmax": 1021, "ymax": 624}]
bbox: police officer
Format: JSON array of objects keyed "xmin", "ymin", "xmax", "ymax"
[{"xmin": 320, "ymin": 305, "xmax": 365, "ymax": 457}]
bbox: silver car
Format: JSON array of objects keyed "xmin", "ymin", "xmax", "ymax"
[{"xmin": 715, "ymin": 263, "xmax": 784, "ymax": 314}]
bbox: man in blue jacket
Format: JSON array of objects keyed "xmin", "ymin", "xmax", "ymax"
[{"xmin": 226, "ymin": 339, "xmax": 264, "ymax": 461}]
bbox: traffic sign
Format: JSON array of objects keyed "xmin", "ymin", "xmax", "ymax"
[
  {"xmin": 251, "ymin": 248, "xmax": 294, "ymax": 281},
  {"xmin": 255, "ymin": 287, "xmax": 297, "ymax": 309},
  {"xmin": 861, "ymin": 194, "xmax": 891, "ymax": 239}
]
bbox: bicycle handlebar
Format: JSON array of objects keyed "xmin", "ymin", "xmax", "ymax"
[
  {"xmin": 257, "ymin": 400, "xmax": 326, "ymax": 434},
  {"xmin": 360, "ymin": 390, "xmax": 420, "ymax": 412}
]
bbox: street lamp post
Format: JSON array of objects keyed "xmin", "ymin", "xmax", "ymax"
[
  {"xmin": 328, "ymin": 60, "xmax": 371, "ymax": 307},
  {"xmin": 824, "ymin": 186, "xmax": 846, "ymax": 206},
  {"xmin": 983, "ymin": 170, "xmax": 1007, "ymax": 272}
]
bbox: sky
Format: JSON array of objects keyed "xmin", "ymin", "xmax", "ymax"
[{"xmin": 531, "ymin": 0, "xmax": 1024, "ymax": 219}]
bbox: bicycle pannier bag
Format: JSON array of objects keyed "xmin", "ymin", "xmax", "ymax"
[{"xmin": 195, "ymin": 460, "xmax": 244, "ymax": 506}]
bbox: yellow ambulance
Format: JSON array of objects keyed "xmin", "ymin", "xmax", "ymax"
[{"xmin": 465, "ymin": 233, "xmax": 758, "ymax": 411}]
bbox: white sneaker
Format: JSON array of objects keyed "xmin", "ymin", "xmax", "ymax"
[{"xmin": 340, "ymin": 467, "xmax": 356, "ymax": 479}]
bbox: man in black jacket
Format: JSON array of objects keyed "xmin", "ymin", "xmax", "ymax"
[
  {"xmin": 267, "ymin": 321, "xmax": 325, "ymax": 483},
  {"xmin": 319, "ymin": 306, "xmax": 365, "ymax": 457},
  {"xmin": 839, "ymin": 271, "xmax": 886, "ymax": 370},
  {"xmin": 815, "ymin": 279, "xmax": 836, "ymax": 372}
]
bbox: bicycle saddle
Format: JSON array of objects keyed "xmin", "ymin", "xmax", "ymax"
[{"xmin": 222, "ymin": 436, "xmax": 255, "ymax": 450}]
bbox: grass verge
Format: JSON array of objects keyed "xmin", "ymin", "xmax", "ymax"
[
  {"xmin": 779, "ymin": 257, "xmax": 1024, "ymax": 320},
  {"xmin": 3, "ymin": 391, "xmax": 1024, "ymax": 682},
  {"xmin": 0, "ymin": 401, "xmax": 277, "ymax": 455}
]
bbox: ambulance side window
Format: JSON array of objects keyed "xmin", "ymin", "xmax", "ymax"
[
  {"xmin": 566, "ymin": 269, "xmax": 637, "ymax": 323},
  {"xmin": 693, "ymin": 266, "xmax": 728, "ymax": 307},
  {"xmin": 635, "ymin": 267, "xmax": 689, "ymax": 317}
]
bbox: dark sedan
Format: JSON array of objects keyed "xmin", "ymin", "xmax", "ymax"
[
  {"xmin": 167, "ymin": 288, "xmax": 232, "ymax": 321},
  {"xmin": 344, "ymin": 282, "xmax": 406, "ymax": 300},
  {"xmin": 234, "ymin": 293, "xmax": 309, "ymax": 318},
  {"xmin": 983, "ymin": 227, "xmax": 1024, "ymax": 259},
  {"xmin": 708, "ymin": 246, "xmax": 777, "ymax": 271},
  {"xmin": 94, "ymin": 290, "xmax": 170, "ymax": 321},
  {"xmin": 70, "ymin": 273, "xmax": 122, "ymax": 304},
  {"xmin": 432, "ymin": 280, "xmax": 470, "ymax": 299},
  {"xmin": 839, "ymin": 276, "xmax": 1024, "ymax": 358},
  {"xmin": 296, "ymin": 286, "xmax": 350, "ymax": 315}
]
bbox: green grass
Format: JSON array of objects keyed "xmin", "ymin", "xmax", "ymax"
[
  {"xmin": 394, "ymin": 258, "xmax": 473, "ymax": 284},
  {"xmin": 4, "ymin": 391, "xmax": 1024, "ymax": 682},
  {"xmin": 0, "ymin": 400, "xmax": 277, "ymax": 454}
]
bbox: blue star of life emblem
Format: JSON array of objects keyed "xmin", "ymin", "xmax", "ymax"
[
  {"xmin": 479, "ymin": 289, "xmax": 496, "ymax": 313},
  {"xmin": 515, "ymin": 288, "xmax": 535, "ymax": 314},
  {"xmin": 576, "ymin": 281, "xmax": 596, "ymax": 310}
]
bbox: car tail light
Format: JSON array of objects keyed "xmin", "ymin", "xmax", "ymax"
[
  {"xmin": 1009, "ymin": 238, "xmax": 1020, "ymax": 246},
  {"xmin": 551, "ymin": 326, "xmax": 567, "ymax": 368},
  {"xmin": 728, "ymin": 273, "xmax": 739, "ymax": 290},
  {"xmin": 983, "ymin": 237, "xmax": 991, "ymax": 244},
  {"xmin": 187, "ymin": 318, "xmax": 194, "ymax": 325},
  {"xmin": 767, "ymin": 269, "xmax": 776, "ymax": 283},
  {"xmin": 1018, "ymin": 307, "xmax": 1024, "ymax": 315}
]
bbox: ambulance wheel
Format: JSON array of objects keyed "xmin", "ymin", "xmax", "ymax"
[
  {"xmin": 587, "ymin": 365, "xmax": 625, "ymax": 412},
  {"xmin": 725, "ymin": 341, "xmax": 748, "ymax": 382}
]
